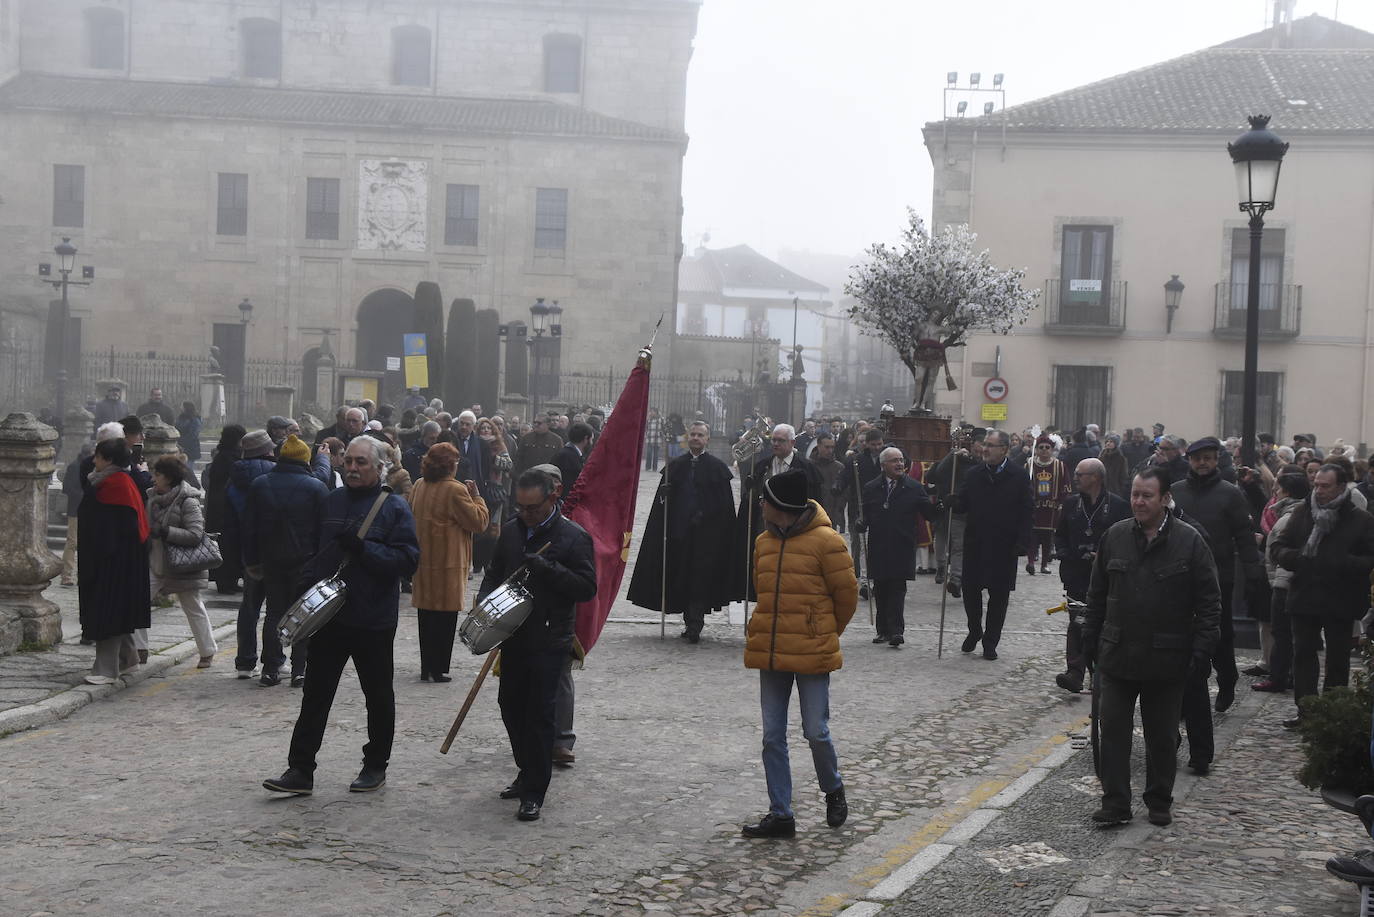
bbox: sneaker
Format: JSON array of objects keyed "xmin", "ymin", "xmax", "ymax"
[
  {"xmin": 1039, "ymin": 564, "xmax": 1050, "ymax": 575},
  {"xmin": 349, "ymin": 765, "xmax": 386, "ymax": 792},
  {"xmin": 290, "ymin": 674, "xmax": 305, "ymax": 688},
  {"xmin": 1091, "ymin": 807, "xmax": 1132, "ymax": 826},
  {"xmin": 259, "ymin": 671, "xmax": 281, "ymax": 687},
  {"xmin": 1147, "ymin": 808, "xmax": 1173, "ymax": 827},
  {"xmin": 825, "ymin": 788, "xmax": 848, "ymax": 828},
  {"xmin": 236, "ymin": 668, "xmax": 255, "ymax": 680},
  {"xmin": 742, "ymin": 813, "xmax": 796, "ymax": 838},
  {"xmin": 1283, "ymin": 715, "xmax": 1303, "ymax": 730},
  {"xmin": 263, "ymin": 768, "xmax": 313, "ymax": 796},
  {"xmin": 1327, "ymin": 852, "xmax": 1374, "ymax": 883},
  {"xmin": 84, "ymin": 674, "xmax": 116, "ymax": 686}
]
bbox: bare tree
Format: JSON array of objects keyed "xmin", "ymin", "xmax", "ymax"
[{"xmin": 846, "ymin": 210, "xmax": 1039, "ymax": 413}]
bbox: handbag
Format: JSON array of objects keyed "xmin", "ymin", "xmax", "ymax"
[{"xmin": 166, "ymin": 531, "xmax": 224, "ymax": 574}]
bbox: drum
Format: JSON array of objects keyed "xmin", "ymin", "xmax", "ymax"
[
  {"xmin": 459, "ymin": 580, "xmax": 534, "ymax": 654},
  {"xmin": 277, "ymin": 573, "xmax": 348, "ymax": 648}
]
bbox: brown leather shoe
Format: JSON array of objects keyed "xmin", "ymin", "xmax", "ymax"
[{"xmin": 552, "ymin": 747, "xmax": 575, "ymax": 767}]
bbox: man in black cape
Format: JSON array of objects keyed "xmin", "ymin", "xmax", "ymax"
[
  {"xmin": 628, "ymin": 420, "xmax": 735, "ymax": 642},
  {"xmin": 729, "ymin": 423, "xmax": 823, "ymax": 602}
]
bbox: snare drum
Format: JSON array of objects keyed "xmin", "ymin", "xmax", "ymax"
[
  {"xmin": 459, "ymin": 580, "xmax": 534, "ymax": 654},
  {"xmin": 278, "ymin": 573, "xmax": 348, "ymax": 648}
]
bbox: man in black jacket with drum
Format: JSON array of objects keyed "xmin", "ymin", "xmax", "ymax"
[{"xmin": 481, "ymin": 468, "xmax": 597, "ymax": 822}]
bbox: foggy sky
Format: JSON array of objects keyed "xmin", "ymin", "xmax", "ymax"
[{"xmin": 680, "ymin": 0, "xmax": 1374, "ymax": 264}]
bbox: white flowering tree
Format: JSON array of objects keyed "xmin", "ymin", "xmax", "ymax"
[{"xmin": 845, "ymin": 210, "xmax": 1040, "ymax": 413}]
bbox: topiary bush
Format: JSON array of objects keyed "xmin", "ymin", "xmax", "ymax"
[{"xmin": 1296, "ymin": 645, "xmax": 1374, "ymax": 795}]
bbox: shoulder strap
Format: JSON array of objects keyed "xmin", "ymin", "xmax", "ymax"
[{"xmin": 356, "ymin": 490, "xmax": 391, "ymax": 539}]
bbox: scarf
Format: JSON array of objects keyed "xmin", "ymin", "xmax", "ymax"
[
  {"xmin": 1303, "ymin": 487, "xmax": 1350, "ymax": 557},
  {"xmin": 90, "ymin": 466, "xmax": 150, "ymax": 542}
]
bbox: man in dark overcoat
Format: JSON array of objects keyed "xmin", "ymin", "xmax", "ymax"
[
  {"xmin": 836, "ymin": 429, "xmax": 884, "ymax": 586},
  {"xmin": 731, "ymin": 423, "xmax": 823, "ymax": 602},
  {"xmin": 628, "ymin": 421, "xmax": 735, "ymax": 642},
  {"xmin": 858, "ymin": 447, "xmax": 938, "ymax": 648},
  {"xmin": 953, "ymin": 429, "xmax": 1033, "ymax": 660}
]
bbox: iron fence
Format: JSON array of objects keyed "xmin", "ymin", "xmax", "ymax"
[
  {"xmin": 0, "ymin": 335, "xmax": 47, "ymax": 418},
  {"xmin": 555, "ymin": 369, "xmax": 754, "ymax": 439}
]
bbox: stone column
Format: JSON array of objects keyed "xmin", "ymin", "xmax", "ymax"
[
  {"xmin": 59, "ymin": 405, "xmax": 93, "ymax": 477},
  {"xmin": 264, "ymin": 385, "xmax": 295, "ymax": 420},
  {"xmin": 200, "ymin": 374, "xmax": 226, "ymax": 426},
  {"xmin": 0, "ymin": 413, "xmax": 62, "ymax": 653},
  {"xmin": 141, "ymin": 414, "xmax": 182, "ymax": 465},
  {"xmin": 315, "ymin": 349, "xmax": 337, "ymax": 410},
  {"xmin": 498, "ymin": 394, "xmax": 529, "ymax": 424}
]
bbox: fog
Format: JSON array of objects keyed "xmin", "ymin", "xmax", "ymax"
[{"xmin": 681, "ymin": 0, "xmax": 1374, "ymax": 262}]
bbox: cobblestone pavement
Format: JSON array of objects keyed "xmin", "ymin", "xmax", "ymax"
[{"xmin": 0, "ymin": 469, "xmax": 1350, "ymax": 916}]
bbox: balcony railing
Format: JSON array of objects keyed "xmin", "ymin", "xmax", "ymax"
[
  {"xmin": 1043, "ymin": 279, "xmax": 1127, "ymax": 335},
  {"xmin": 1213, "ymin": 282, "xmax": 1301, "ymax": 338}
]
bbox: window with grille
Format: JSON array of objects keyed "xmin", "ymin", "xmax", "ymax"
[
  {"xmin": 444, "ymin": 184, "xmax": 479, "ymax": 246},
  {"xmin": 534, "ymin": 188, "xmax": 568, "ymax": 253},
  {"xmin": 392, "ymin": 25, "xmax": 432, "ymax": 87},
  {"xmin": 241, "ymin": 18, "xmax": 281, "ymax": 79},
  {"xmin": 305, "ymin": 177, "xmax": 340, "ymax": 240},
  {"xmin": 85, "ymin": 7, "xmax": 124, "ymax": 70},
  {"xmin": 217, "ymin": 172, "xmax": 249, "ymax": 236},
  {"xmin": 53, "ymin": 164, "xmax": 84, "ymax": 227},
  {"xmin": 544, "ymin": 35, "xmax": 582, "ymax": 93},
  {"xmin": 1051, "ymin": 365, "xmax": 1112, "ymax": 432},
  {"xmin": 1219, "ymin": 370, "xmax": 1283, "ymax": 439}
]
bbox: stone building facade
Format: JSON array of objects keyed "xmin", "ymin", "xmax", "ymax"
[{"xmin": 0, "ymin": 0, "xmax": 696, "ymax": 406}]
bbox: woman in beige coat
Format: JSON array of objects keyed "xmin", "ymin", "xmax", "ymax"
[{"xmin": 408, "ymin": 441, "xmax": 490, "ymax": 682}]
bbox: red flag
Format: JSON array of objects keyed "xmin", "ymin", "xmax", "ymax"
[{"xmin": 562, "ymin": 352, "xmax": 650, "ymax": 654}]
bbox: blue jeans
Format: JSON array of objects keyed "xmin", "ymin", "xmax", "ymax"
[{"xmin": 759, "ymin": 670, "xmax": 842, "ymax": 818}]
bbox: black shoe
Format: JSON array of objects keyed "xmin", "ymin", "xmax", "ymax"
[
  {"xmin": 888, "ymin": 635, "xmax": 904, "ymax": 648},
  {"xmin": 742, "ymin": 813, "xmax": 796, "ymax": 838},
  {"xmin": 1187, "ymin": 760, "xmax": 1210, "ymax": 776},
  {"xmin": 499, "ymin": 780, "xmax": 523, "ymax": 800},
  {"xmin": 983, "ymin": 648, "xmax": 999, "ymax": 661},
  {"xmin": 872, "ymin": 635, "xmax": 888, "ymax": 644},
  {"xmin": 349, "ymin": 765, "xmax": 386, "ymax": 792},
  {"xmin": 263, "ymin": 768, "xmax": 313, "ymax": 795},
  {"xmin": 1214, "ymin": 683, "xmax": 1235, "ymax": 713},
  {"xmin": 685, "ymin": 631, "xmax": 701, "ymax": 645},
  {"xmin": 1355, "ymin": 795, "xmax": 1374, "ymax": 837},
  {"xmin": 1242, "ymin": 664, "xmax": 1269, "ymax": 677},
  {"xmin": 1040, "ymin": 564, "xmax": 1050, "ymax": 575},
  {"xmin": 961, "ymin": 633, "xmax": 981, "ymax": 654},
  {"xmin": 1091, "ymin": 807, "xmax": 1132, "ymax": 826},
  {"xmin": 1147, "ymin": 808, "xmax": 1173, "ymax": 827},
  {"xmin": 290, "ymin": 674, "xmax": 305, "ymax": 688},
  {"xmin": 935, "ymin": 569, "xmax": 945, "ymax": 585},
  {"xmin": 825, "ymin": 788, "xmax": 848, "ymax": 828},
  {"xmin": 946, "ymin": 582, "xmax": 962, "ymax": 598},
  {"xmin": 1055, "ymin": 672, "xmax": 1084, "ymax": 694},
  {"xmin": 1327, "ymin": 853, "xmax": 1374, "ymax": 883},
  {"xmin": 858, "ymin": 583, "xmax": 871, "ymax": 600},
  {"xmin": 516, "ymin": 801, "xmax": 541, "ymax": 821},
  {"xmin": 259, "ymin": 671, "xmax": 281, "ymax": 687},
  {"xmin": 420, "ymin": 671, "xmax": 431, "ymax": 682},
  {"xmin": 1283, "ymin": 715, "xmax": 1303, "ymax": 730},
  {"xmin": 432, "ymin": 673, "xmax": 452, "ymax": 683},
  {"xmin": 1026, "ymin": 563, "xmax": 1036, "ymax": 575}
]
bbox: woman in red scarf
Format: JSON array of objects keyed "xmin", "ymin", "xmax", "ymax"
[{"xmin": 79, "ymin": 438, "xmax": 151, "ymax": 685}]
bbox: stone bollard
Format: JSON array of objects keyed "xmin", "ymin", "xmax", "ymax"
[
  {"xmin": 0, "ymin": 413, "xmax": 63, "ymax": 653},
  {"xmin": 200, "ymin": 373, "xmax": 226, "ymax": 426},
  {"xmin": 140, "ymin": 414, "xmax": 182, "ymax": 466},
  {"xmin": 59, "ymin": 405, "xmax": 94, "ymax": 479},
  {"xmin": 297, "ymin": 412, "xmax": 323, "ymax": 442}
]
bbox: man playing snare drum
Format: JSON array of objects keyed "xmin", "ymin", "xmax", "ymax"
[
  {"xmin": 263, "ymin": 436, "xmax": 419, "ymax": 796},
  {"xmin": 479, "ymin": 468, "xmax": 596, "ymax": 822}
]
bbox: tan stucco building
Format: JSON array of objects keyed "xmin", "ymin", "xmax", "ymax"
[
  {"xmin": 0, "ymin": 0, "xmax": 696, "ymax": 408},
  {"xmin": 923, "ymin": 14, "xmax": 1374, "ymax": 449}
]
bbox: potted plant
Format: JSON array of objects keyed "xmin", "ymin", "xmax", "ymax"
[{"xmin": 1295, "ymin": 643, "xmax": 1374, "ymax": 812}]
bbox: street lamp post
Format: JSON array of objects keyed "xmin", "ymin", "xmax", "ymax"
[
  {"xmin": 1164, "ymin": 275, "xmax": 1185, "ymax": 334},
  {"xmin": 528, "ymin": 297, "xmax": 550, "ymax": 417},
  {"xmin": 37, "ymin": 237, "xmax": 93, "ymax": 422},
  {"xmin": 1227, "ymin": 115, "xmax": 1288, "ymax": 466}
]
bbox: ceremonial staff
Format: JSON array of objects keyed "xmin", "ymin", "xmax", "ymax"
[
  {"xmin": 851, "ymin": 455, "xmax": 874, "ymax": 626},
  {"xmin": 935, "ymin": 429, "xmax": 964, "ymax": 659}
]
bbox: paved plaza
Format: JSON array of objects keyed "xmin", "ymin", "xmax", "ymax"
[{"xmin": 0, "ymin": 470, "xmax": 1365, "ymax": 916}]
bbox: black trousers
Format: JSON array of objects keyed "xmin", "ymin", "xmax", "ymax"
[
  {"xmin": 1211, "ymin": 581, "xmax": 1239, "ymax": 689},
  {"xmin": 262, "ymin": 565, "xmax": 309, "ymax": 676},
  {"xmin": 1064, "ymin": 589, "xmax": 1087, "ymax": 677},
  {"xmin": 1292, "ymin": 612, "xmax": 1354, "ymax": 708},
  {"xmin": 287, "ymin": 623, "xmax": 396, "ymax": 775},
  {"xmin": 1179, "ymin": 667, "xmax": 1214, "ymax": 766},
  {"xmin": 498, "ymin": 647, "xmax": 564, "ymax": 805},
  {"xmin": 873, "ymin": 578, "xmax": 907, "ymax": 638},
  {"xmin": 1032, "ymin": 532, "xmax": 1053, "ymax": 567},
  {"xmin": 1097, "ymin": 672, "xmax": 1187, "ymax": 815},
  {"xmin": 416, "ymin": 609, "xmax": 458, "ymax": 676},
  {"xmin": 1269, "ymin": 587, "xmax": 1292, "ymax": 686},
  {"xmin": 963, "ymin": 587, "xmax": 1010, "ymax": 650}
]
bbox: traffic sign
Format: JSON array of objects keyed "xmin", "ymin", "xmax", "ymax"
[
  {"xmin": 981, "ymin": 403, "xmax": 1008, "ymax": 422},
  {"xmin": 983, "ymin": 377, "xmax": 1009, "ymax": 402}
]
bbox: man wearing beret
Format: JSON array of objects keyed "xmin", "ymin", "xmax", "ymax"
[{"xmin": 741, "ymin": 468, "xmax": 858, "ymax": 839}]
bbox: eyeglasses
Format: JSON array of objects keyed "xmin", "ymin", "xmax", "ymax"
[{"xmin": 515, "ymin": 501, "xmax": 548, "ymax": 513}]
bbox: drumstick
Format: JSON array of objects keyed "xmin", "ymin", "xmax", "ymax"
[{"xmin": 441, "ymin": 648, "xmax": 499, "ymax": 754}]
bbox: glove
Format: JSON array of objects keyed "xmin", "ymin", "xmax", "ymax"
[
  {"xmin": 524, "ymin": 553, "xmax": 553, "ymax": 579},
  {"xmin": 1188, "ymin": 651, "xmax": 1212, "ymax": 680},
  {"xmin": 335, "ymin": 532, "xmax": 365, "ymax": 557}
]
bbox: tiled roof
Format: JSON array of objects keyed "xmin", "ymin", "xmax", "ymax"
[
  {"xmin": 679, "ymin": 245, "xmax": 827, "ymax": 295},
  {"xmin": 931, "ymin": 15, "xmax": 1374, "ymax": 134},
  {"xmin": 0, "ymin": 72, "xmax": 685, "ymax": 143}
]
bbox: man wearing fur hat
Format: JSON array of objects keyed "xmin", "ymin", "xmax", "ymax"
[{"xmin": 741, "ymin": 468, "xmax": 858, "ymax": 839}]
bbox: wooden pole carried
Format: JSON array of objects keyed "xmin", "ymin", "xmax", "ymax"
[{"xmin": 440, "ymin": 648, "xmax": 499, "ymax": 754}]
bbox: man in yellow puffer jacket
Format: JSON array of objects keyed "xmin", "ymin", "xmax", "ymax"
[{"xmin": 742, "ymin": 468, "xmax": 859, "ymax": 839}]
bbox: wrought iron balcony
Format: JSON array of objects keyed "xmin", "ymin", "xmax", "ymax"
[
  {"xmin": 1043, "ymin": 279, "xmax": 1128, "ymax": 335},
  {"xmin": 1212, "ymin": 282, "xmax": 1301, "ymax": 338}
]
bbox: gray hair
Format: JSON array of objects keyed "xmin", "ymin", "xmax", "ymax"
[
  {"xmin": 1277, "ymin": 445, "xmax": 1295, "ymax": 463},
  {"xmin": 96, "ymin": 421, "xmax": 125, "ymax": 442},
  {"xmin": 879, "ymin": 446, "xmax": 905, "ymax": 463},
  {"xmin": 420, "ymin": 420, "xmax": 441, "ymax": 437},
  {"xmin": 772, "ymin": 423, "xmax": 795, "ymax": 441},
  {"xmin": 457, "ymin": 410, "xmax": 477, "ymax": 424},
  {"xmin": 984, "ymin": 429, "xmax": 1009, "ymax": 447},
  {"xmin": 347, "ymin": 434, "xmax": 391, "ymax": 472},
  {"xmin": 1163, "ymin": 434, "xmax": 1188, "ymax": 450},
  {"xmin": 345, "ymin": 406, "xmax": 367, "ymax": 423}
]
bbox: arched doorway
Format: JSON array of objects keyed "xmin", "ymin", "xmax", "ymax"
[
  {"xmin": 301, "ymin": 346, "xmax": 320, "ymax": 405},
  {"xmin": 355, "ymin": 288, "xmax": 416, "ymax": 373}
]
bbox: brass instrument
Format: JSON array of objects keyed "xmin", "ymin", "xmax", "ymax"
[{"xmin": 732, "ymin": 414, "xmax": 771, "ymax": 465}]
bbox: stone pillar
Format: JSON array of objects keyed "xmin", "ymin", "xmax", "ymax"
[
  {"xmin": 141, "ymin": 414, "xmax": 181, "ymax": 464},
  {"xmin": 498, "ymin": 394, "xmax": 529, "ymax": 424},
  {"xmin": 200, "ymin": 374, "xmax": 226, "ymax": 426},
  {"xmin": 0, "ymin": 413, "xmax": 62, "ymax": 653},
  {"xmin": 264, "ymin": 385, "xmax": 295, "ymax": 421},
  {"xmin": 315, "ymin": 349, "xmax": 337, "ymax": 410},
  {"xmin": 59, "ymin": 405, "xmax": 93, "ymax": 477}
]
